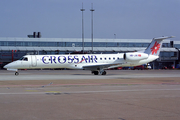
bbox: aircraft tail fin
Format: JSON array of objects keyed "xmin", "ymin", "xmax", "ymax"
[{"xmin": 144, "ymin": 36, "xmax": 174, "ymax": 56}]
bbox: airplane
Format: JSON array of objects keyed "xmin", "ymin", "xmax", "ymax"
[{"xmin": 4, "ymin": 36, "xmax": 174, "ymax": 76}]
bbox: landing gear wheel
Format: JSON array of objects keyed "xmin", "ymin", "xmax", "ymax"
[
  {"xmin": 101, "ymin": 71, "xmax": 106, "ymax": 75},
  {"xmin": 15, "ymin": 72, "xmax": 19, "ymax": 76},
  {"xmin": 92, "ymin": 71, "xmax": 99, "ymax": 75}
]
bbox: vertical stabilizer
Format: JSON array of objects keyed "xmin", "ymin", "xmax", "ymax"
[{"xmin": 144, "ymin": 36, "xmax": 174, "ymax": 56}]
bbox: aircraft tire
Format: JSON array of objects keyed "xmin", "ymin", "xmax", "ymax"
[
  {"xmin": 15, "ymin": 72, "xmax": 19, "ymax": 76},
  {"xmin": 93, "ymin": 71, "xmax": 99, "ymax": 75},
  {"xmin": 102, "ymin": 71, "xmax": 106, "ymax": 75}
]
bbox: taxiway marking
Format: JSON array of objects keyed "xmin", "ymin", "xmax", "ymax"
[{"xmin": 1, "ymin": 88, "xmax": 180, "ymax": 95}]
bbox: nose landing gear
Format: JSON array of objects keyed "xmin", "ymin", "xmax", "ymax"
[
  {"xmin": 101, "ymin": 71, "xmax": 106, "ymax": 75},
  {"xmin": 15, "ymin": 72, "xmax": 19, "ymax": 76}
]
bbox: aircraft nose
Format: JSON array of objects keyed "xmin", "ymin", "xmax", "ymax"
[
  {"xmin": 3, "ymin": 64, "xmax": 8, "ymax": 69},
  {"xmin": 3, "ymin": 62, "xmax": 18, "ymax": 72},
  {"xmin": 3, "ymin": 62, "xmax": 15, "ymax": 69}
]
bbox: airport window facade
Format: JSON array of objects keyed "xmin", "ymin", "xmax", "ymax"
[
  {"xmin": 0, "ymin": 41, "xmax": 176, "ymax": 48},
  {"xmin": 160, "ymin": 52, "xmax": 178, "ymax": 60},
  {"xmin": 0, "ymin": 41, "xmax": 152, "ymax": 48},
  {"xmin": 174, "ymin": 44, "xmax": 180, "ymax": 49},
  {"xmin": 162, "ymin": 43, "xmax": 170, "ymax": 48}
]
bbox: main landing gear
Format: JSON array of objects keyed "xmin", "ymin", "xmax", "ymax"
[
  {"xmin": 101, "ymin": 71, "xmax": 106, "ymax": 75},
  {"xmin": 15, "ymin": 72, "xmax": 19, "ymax": 76},
  {"xmin": 92, "ymin": 70, "xmax": 107, "ymax": 75}
]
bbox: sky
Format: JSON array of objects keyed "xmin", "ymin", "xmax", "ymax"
[{"xmin": 0, "ymin": 0, "xmax": 180, "ymax": 40}]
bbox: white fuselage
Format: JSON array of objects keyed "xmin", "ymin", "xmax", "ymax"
[{"xmin": 4, "ymin": 53, "xmax": 158, "ymax": 71}]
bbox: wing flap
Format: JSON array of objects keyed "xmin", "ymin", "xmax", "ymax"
[{"xmin": 82, "ymin": 63, "xmax": 122, "ymax": 70}]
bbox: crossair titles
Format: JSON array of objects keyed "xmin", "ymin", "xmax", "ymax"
[{"xmin": 42, "ymin": 55, "xmax": 98, "ymax": 64}]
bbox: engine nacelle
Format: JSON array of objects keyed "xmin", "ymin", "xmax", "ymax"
[{"xmin": 124, "ymin": 52, "xmax": 149, "ymax": 61}]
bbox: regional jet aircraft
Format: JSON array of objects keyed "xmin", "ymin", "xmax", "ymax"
[{"xmin": 4, "ymin": 36, "xmax": 174, "ymax": 75}]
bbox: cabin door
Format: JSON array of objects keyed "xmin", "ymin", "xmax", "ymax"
[{"xmin": 31, "ymin": 55, "xmax": 37, "ymax": 67}]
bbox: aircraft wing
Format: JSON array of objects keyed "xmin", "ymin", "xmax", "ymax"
[{"xmin": 82, "ymin": 63, "xmax": 123, "ymax": 71}]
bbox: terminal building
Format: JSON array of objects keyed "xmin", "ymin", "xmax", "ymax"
[{"xmin": 0, "ymin": 37, "xmax": 180, "ymax": 69}]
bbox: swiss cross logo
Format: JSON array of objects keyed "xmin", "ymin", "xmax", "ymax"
[{"xmin": 151, "ymin": 41, "xmax": 161, "ymax": 55}]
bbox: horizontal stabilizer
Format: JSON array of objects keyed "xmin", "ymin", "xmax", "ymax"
[{"xmin": 153, "ymin": 36, "xmax": 175, "ymax": 40}]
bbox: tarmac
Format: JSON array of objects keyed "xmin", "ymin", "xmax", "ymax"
[{"xmin": 0, "ymin": 69, "xmax": 180, "ymax": 120}]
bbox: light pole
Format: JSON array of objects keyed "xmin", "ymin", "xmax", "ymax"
[
  {"xmin": 80, "ymin": 3, "xmax": 85, "ymax": 53},
  {"xmin": 90, "ymin": 3, "xmax": 95, "ymax": 54}
]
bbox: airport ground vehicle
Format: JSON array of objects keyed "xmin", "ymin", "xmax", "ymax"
[
  {"xmin": 144, "ymin": 64, "xmax": 152, "ymax": 69},
  {"xmin": 133, "ymin": 65, "xmax": 144, "ymax": 70}
]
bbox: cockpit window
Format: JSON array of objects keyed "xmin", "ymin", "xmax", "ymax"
[
  {"xmin": 24, "ymin": 57, "xmax": 28, "ymax": 61},
  {"xmin": 19, "ymin": 57, "xmax": 24, "ymax": 60},
  {"xmin": 19, "ymin": 57, "xmax": 28, "ymax": 61}
]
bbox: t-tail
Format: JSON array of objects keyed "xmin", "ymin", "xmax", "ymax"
[{"xmin": 144, "ymin": 36, "xmax": 174, "ymax": 56}]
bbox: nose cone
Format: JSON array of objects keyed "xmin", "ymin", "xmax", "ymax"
[
  {"xmin": 3, "ymin": 64, "xmax": 9, "ymax": 69},
  {"xmin": 3, "ymin": 62, "xmax": 18, "ymax": 72},
  {"xmin": 3, "ymin": 62, "xmax": 17, "ymax": 69}
]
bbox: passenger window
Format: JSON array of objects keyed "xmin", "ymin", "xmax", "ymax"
[
  {"xmin": 100, "ymin": 58, "xmax": 102, "ymax": 60},
  {"xmin": 104, "ymin": 58, "xmax": 106, "ymax": 60},
  {"xmin": 109, "ymin": 58, "xmax": 111, "ymax": 60}
]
